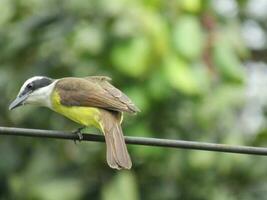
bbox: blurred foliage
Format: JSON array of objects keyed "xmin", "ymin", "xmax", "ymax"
[{"xmin": 1, "ymin": 0, "xmax": 267, "ymax": 199}]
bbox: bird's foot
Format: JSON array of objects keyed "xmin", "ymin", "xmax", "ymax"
[{"xmin": 73, "ymin": 126, "xmax": 85, "ymax": 144}]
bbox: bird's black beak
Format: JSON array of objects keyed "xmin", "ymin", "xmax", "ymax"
[{"xmin": 9, "ymin": 93, "xmax": 29, "ymax": 110}]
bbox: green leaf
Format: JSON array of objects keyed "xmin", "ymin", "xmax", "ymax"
[
  {"xmin": 173, "ymin": 15, "xmax": 204, "ymax": 60},
  {"xmin": 188, "ymin": 151, "xmax": 216, "ymax": 169},
  {"xmin": 72, "ymin": 23, "xmax": 104, "ymax": 55},
  {"xmin": 32, "ymin": 179, "xmax": 83, "ymax": 200},
  {"xmin": 147, "ymin": 69, "xmax": 171, "ymax": 100},
  {"xmin": 213, "ymin": 38, "xmax": 245, "ymax": 82},
  {"xmin": 102, "ymin": 171, "xmax": 139, "ymax": 200},
  {"xmin": 163, "ymin": 55, "xmax": 200, "ymax": 95},
  {"xmin": 142, "ymin": 11, "xmax": 170, "ymax": 57},
  {"xmin": 0, "ymin": 0, "xmax": 14, "ymax": 27},
  {"xmin": 180, "ymin": 0, "xmax": 202, "ymax": 13},
  {"xmin": 126, "ymin": 86, "xmax": 149, "ymax": 112},
  {"xmin": 111, "ymin": 36, "xmax": 151, "ymax": 77},
  {"xmin": 224, "ymin": 21, "xmax": 249, "ymax": 58}
]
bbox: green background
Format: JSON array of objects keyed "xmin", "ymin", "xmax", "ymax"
[{"xmin": 1, "ymin": 0, "xmax": 267, "ymax": 199}]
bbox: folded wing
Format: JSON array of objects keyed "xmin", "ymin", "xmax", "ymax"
[{"xmin": 56, "ymin": 76, "xmax": 140, "ymax": 114}]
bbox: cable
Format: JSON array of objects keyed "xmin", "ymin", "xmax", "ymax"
[{"xmin": 0, "ymin": 126, "xmax": 267, "ymax": 156}]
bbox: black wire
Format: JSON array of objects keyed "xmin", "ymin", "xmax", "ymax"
[{"xmin": 1, "ymin": 126, "xmax": 267, "ymax": 156}]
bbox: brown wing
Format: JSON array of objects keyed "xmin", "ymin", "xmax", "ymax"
[
  {"xmin": 56, "ymin": 77, "xmax": 140, "ymax": 113},
  {"xmin": 84, "ymin": 76, "xmax": 140, "ymax": 113}
]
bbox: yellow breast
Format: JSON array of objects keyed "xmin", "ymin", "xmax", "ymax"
[{"xmin": 51, "ymin": 91, "xmax": 101, "ymax": 129}]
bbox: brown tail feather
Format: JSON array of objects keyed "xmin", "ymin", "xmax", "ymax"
[{"xmin": 100, "ymin": 110, "xmax": 132, "ymax": 170}]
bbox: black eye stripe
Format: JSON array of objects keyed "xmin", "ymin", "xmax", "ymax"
[
  {"xmin": 32, "ymin": 78, "xmax": 53, "ymax": 90},
  {"xmin": 20, "ymin": 77, "xmax": 53, "ymax": 96}
]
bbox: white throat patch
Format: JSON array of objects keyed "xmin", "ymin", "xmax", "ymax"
[{"xmin": 25, "ymin": 80, "xmax": 58, "ymax": 108}]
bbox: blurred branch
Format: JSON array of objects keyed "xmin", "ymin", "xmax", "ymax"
[
  {"xmin": 251, "ymin": 49, "xmax": 267, "ymax": 62},
  {"xmin": 202, "ymin": 13, "xmax": 216, "ymax": 75},
  {"xmin": 1, "ymin": 127, "xmax": 267, "ymax": 156}
]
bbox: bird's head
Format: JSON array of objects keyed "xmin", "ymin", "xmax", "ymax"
[{"xmin": 9, "ymin": 76, "xmax": 55, "ymax": 110}]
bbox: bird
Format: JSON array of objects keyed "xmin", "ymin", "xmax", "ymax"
[{"xmin": 9, "ymin": 76, "xmax": 140, "ymax": 170}]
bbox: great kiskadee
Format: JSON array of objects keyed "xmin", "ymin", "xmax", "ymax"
[{"xmin": 9, "ymin": 76, "xmax": 139, "ymax": 170}]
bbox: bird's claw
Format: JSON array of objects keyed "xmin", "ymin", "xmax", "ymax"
[{"xmin": 73, "ymin": 127, "xmax": 85, "ymax": 144}]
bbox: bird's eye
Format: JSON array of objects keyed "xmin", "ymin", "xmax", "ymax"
[{"xmin": 27, "ymin": 83, "xmax": 33, "ymax": 89}]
